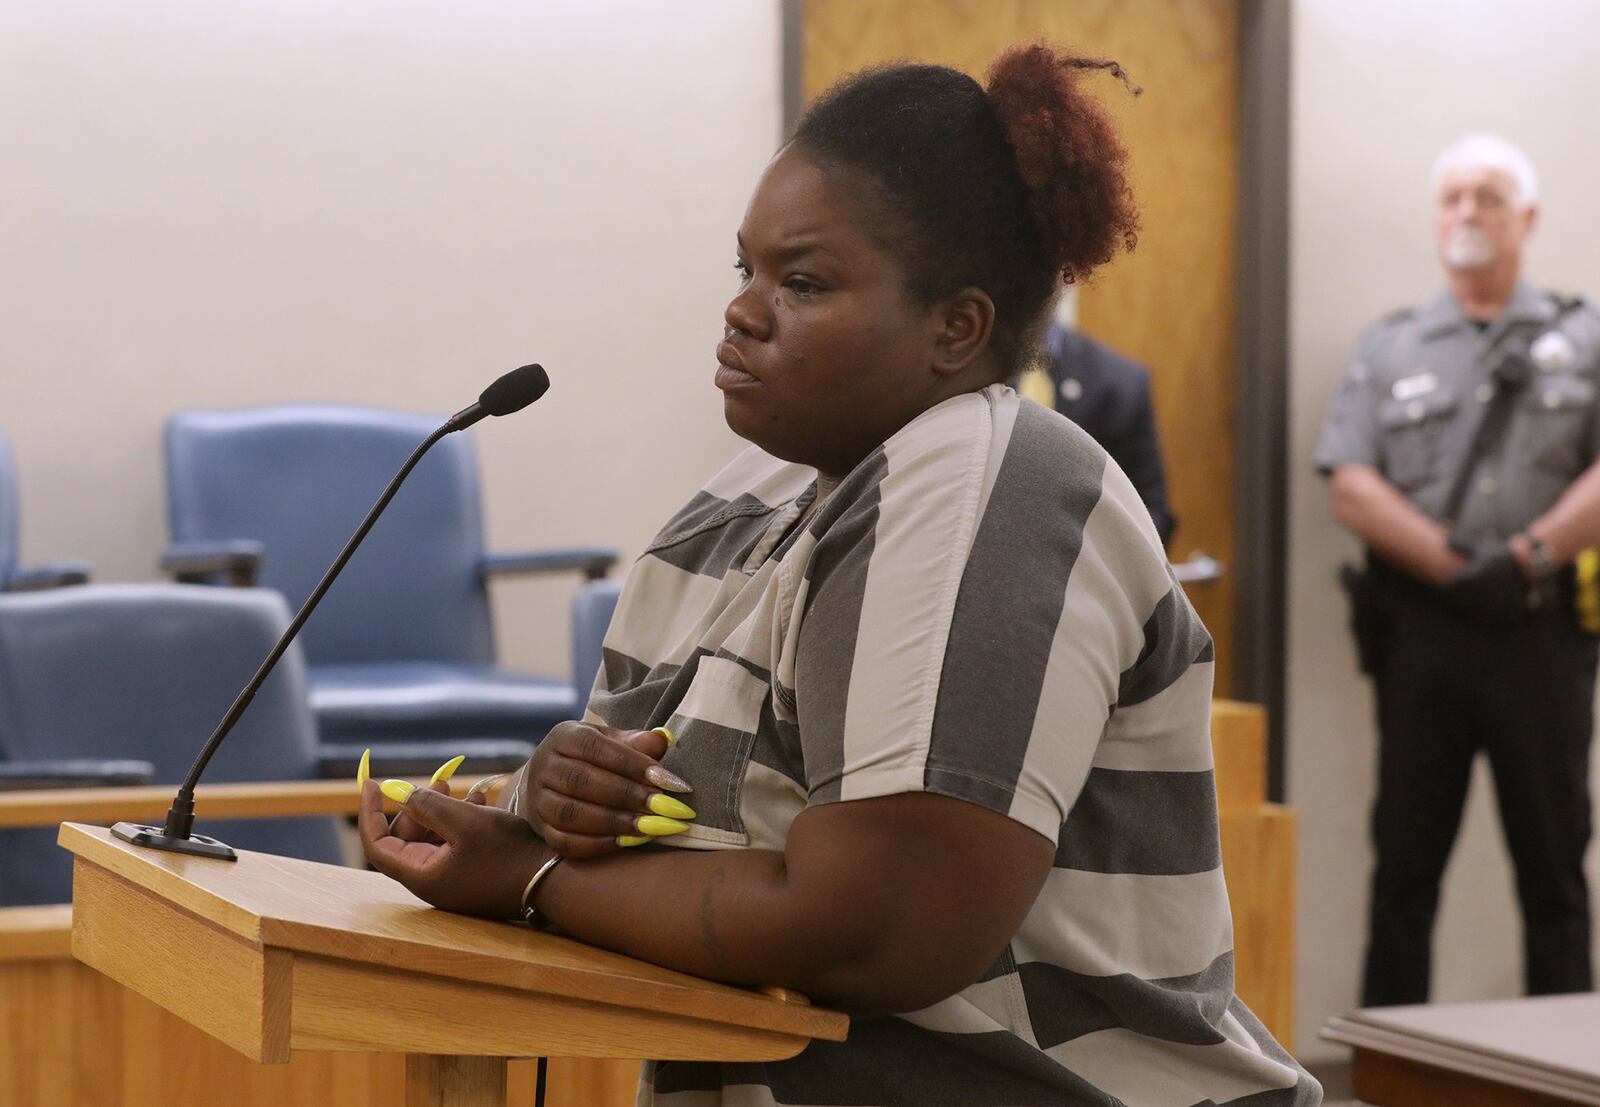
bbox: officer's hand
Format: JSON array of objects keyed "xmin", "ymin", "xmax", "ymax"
[{"xmin": 1439, "ymin": 543, "xmax": 1531, "ymax": 625}]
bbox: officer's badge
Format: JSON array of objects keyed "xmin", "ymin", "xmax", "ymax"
[
  {"xmin": 1531, "ymin": 330, "xmax": 1578, "ymax": 372},
  {"xmin": 1391, "ymin": 371, "xmax": 1438, "ymax": 401}
]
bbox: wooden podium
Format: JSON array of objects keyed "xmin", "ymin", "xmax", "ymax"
[{"xmin": 58, "ymin": 822, "xmax": 848, "ymax": 1106}]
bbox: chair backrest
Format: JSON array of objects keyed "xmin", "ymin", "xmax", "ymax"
[
  {"xmin": 0, "ymin": 583, "xmax": 343, "ymax": 904},
  {"xmin": 571, "ymin": 577, "xmax": 623, "ymax": 715},
  {"xmin": 0, "ymin": 432, "xmax": 18, "ymax": 586},
  {"xmin": 165, "ymin": 405, "xmax": 495, "ymax": 666}
]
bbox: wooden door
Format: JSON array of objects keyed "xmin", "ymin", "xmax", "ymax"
[{"xmin": 804, "ymin": 0, "xmax": 1240, "ymax": 693}]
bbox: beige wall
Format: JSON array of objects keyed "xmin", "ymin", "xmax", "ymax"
[
  {"xmin": 0, "ymin": 0, "xmax": 781, "ymax": 679},
  {"xmin": 1289, "ymin": 0, "xmax": 1600, "ymax": 1060}
]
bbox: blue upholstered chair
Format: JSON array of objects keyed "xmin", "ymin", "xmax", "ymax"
[
  {"xmin": 0, "ymin": 431, "xmax": 90, "ymax": 592},
  {"xmin": 0, "ymin": 584, "xmax": 345, "ymax": 905},
  {"xmin": 160, "ymin": 406, "xmax": 617, "ymax": 775}
]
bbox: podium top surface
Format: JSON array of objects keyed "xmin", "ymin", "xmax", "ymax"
[
  {"xmin": 1324, "ymin": 994, "xmax": 1600, "ymax": 1100},
  {"xmin": 60, "ymin": 822, "xmax": 847, "ymax": 1044}
]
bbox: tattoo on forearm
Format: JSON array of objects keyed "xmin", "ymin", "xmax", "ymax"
[{"xmin": 697, "ymin": 866, "xmax": 729, "ymax": 975}]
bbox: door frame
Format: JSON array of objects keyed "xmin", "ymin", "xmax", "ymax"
[{"xmin": 1232, "ymin": 0, "xmax": 1290, "ymax": 802}]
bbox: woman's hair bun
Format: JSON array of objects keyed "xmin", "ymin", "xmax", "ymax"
[{"xmin": 985, "ymin": 43, "xmax": 1141, "ymax": 284}]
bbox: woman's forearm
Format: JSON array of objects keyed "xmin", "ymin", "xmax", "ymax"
[
  {"xmin": 528, "ymin": 792, "xmax": 1050, "ymax": 1014},
  {"xmin": 533, "ymin": 843, "xmax": 901, "ymax": 1010},
  {"xmin": 366, "ymin": 778, "xmax": 1051, "ymax": 1013}
]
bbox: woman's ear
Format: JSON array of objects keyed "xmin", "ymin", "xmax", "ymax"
[{"xmin": 931, "ymin": 288, "xmax": 997, "ymax": 376}]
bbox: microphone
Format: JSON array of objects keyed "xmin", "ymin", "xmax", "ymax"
[
  {"xmin": 112, "ymin": 364, "xmax": 551, "ymax": 860},
  {"xmin": 448, "ymin": 362, "xmax": 550, "ymax": 430}
]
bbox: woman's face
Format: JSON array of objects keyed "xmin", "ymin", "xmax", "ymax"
[{"xmin": 717, "ymin": 147, "xmax": 969, "ymax": 480}]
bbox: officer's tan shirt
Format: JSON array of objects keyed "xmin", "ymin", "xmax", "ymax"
[{"xmin": 1317, "ymin": 281, "xmax": 1600, "ymax": 545}]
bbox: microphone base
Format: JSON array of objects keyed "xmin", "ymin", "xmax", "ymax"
[{"xmin": 111, "ymin": 821, "xmax": 237, "ymax": 861}]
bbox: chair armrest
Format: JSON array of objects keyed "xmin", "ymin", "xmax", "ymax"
[
  {"xmin": 3, "ymin": 561, "xmax": 92, "ymax": 592},
  {"xmin": 317, "ymin": 740, "xmax": 535, "ymax": 778},
  {"xmin": 159, "ymin": 540, "xmax": 265, "ymax": 586},
  {"xmin": 0, "ymin": 760, "xmax": 155, "ymax": 792},
  {"xmin": 482, "ymin": 547, "xmax": 619, "ymax": 582},
  {"xmin": 476, "ymin": 547, "xmax": 614, "ymax": 582}
]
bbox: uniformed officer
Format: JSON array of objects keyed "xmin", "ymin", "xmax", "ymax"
[
  {"xmin": 1024, "ymin": 322, "xmax": 1177, "ymax": 545},
  {"xmin": 1317, "ymin": 133, "xmax": 1600, "ymax": 1006}
]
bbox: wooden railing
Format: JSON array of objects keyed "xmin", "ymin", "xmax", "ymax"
[
  {"xmin": 1211, "ymin": 700, "xmax": 1298, "ymax": 1043},
  {"xmin": 0, "ymin": 775, "xmax": 481, "ymax": 828}
]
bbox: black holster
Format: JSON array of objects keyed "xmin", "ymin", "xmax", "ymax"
[
  {"xmin": 1340, "ymin": 556, "xmax": 1405, "ymax": 675},
  {"xmin": 1342, "ymin": 551, "xmax": 1583, "ymax": 675}
]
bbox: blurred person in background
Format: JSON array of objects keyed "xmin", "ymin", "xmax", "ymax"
[
  {"xmin": 1023, "ymin": 320, "xmax": 1177, "ymax": 546},
  {"xmin": 1318, "ymin": 133, "xmax": 1600, "ymax": 1006}
]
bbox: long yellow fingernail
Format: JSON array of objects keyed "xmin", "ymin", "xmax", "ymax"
[
  {"xmin": 380, "ymin": 779, "xmax": 416, "ymax": 804},
  {"xmin": 636, "ymin": 815, "xmax": 689, "ymax": 836},
  {"xmin": 617, "ymin": 835, "xmax": 653, "ymax": 847},
  {"xmin": 647, "ymin": 794, "xmax": 697, "ymax": 820},
  {"xmin": 652, "ymin": 726, "xmax": 676, "ymax": 747},
  {"xmin": 430, "ymin": 755, "xmax": 466, "ymax": 786},
  {"xmin": 356, "ymin": 748, "xmax": 371, "ymax": 792}
]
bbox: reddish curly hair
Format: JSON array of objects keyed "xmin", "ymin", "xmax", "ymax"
[
  {"xmin": 791, "ymin": 44, "xmax": 1141, "ymax": 376},
  {"xmin": 986, "ymin": 43, "xmax": 1141, "ymax": 285}
]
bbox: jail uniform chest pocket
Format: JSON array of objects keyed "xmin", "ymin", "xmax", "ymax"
[
  {"xmin": 1378, "ymin": 387, "xmax": 1458, "ymax": 490},
  {"xmin": 658, "ymin": 654, "xmax": 769, "ymax": 846},
  {"xmin": 1523, "ymin": 374, "xmax": 1597, "ymax": 475}
]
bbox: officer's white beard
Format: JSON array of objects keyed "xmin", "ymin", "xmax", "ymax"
[{"xmin": 1442, "ymin": 224, "xmax": 1497, "ymax": 270}]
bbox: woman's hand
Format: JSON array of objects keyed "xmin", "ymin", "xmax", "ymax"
[
  {"xmin": 516, "ymin": 722, "xmax": 696, "ymax": 860},
  {"xmin": 386, "ymin": 773, "xmax": 481, "ymax": 847},
  {"xmin": 360, "ymin": 778, "xmax": 549, "ymax": 919}
]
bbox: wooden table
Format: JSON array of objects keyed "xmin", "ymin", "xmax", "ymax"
[{"xmin": 1324, "ymin": 995, "xmax": 1600, "ymax": 1105}]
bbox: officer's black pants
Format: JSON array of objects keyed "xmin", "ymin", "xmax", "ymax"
[{"xmin": 1363, "ymin": 596, "xmax": 1597, "ymax": 1006}]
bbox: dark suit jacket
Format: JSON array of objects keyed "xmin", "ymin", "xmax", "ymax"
[{"xmin": 1041, "ymin": 324, "xmax": 1177, "ymax": 546}]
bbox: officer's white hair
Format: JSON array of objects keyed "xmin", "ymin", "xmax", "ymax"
[{"xmin": 1430, "ymin": 133, "xmax": 1539, "ymax": 210}]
